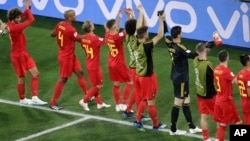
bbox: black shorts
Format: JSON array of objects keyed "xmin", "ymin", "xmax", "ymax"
[{"xmin": 172, "ymin": 81, "xmax": 189, "ymax": 99}]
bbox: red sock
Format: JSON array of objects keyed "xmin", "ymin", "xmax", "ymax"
[
  {"xmin": 31, "ymin": 77, "xmax": 39, "ymax": 96},
  {"xmin": 136, "ymin": 100, "xmax": 147, "ymax": 122},
  {"xmin": 148, "ymin": 105, "xmax": 159, "ymax": 127},
  {"xmin": 122, "ymin": 84, "xmax": 133, "ymax": 104},
  {"xmin": 216, "ymin": 125, "xmax": 226, "ymax": 141},
  {"xmin": 113, "ymin": 85, "xmax": 120, "ymax": 104},
  {"xmin": 135, "ymin": 92, "xmax": 141, "ymax": 112},
  {"xmin": 126, "ymin": 90, "xmax": 136, "ymax": 112},
  {"xmin": 202, "ymin": 129, "xmax": 209, "ymax": 140},
  {"xmin": 17, "ymin": 83, "xmax": 25, "ymax": 100},
  {"xmin": 50, "ymin": 81, "xmax": 64, "ymax": 105},
  {"xmin": 77, "ymin": 76, "xmax": 88, "ymax": 95},
  {"xmin": 95, "ymin": 90, "xmax": 103, "ymax": 104},
  {"xmin": 83, "ymin": 86, "xmax": 98, "ymax": 103}
]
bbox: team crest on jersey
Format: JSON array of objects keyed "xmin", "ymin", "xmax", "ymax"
[
  {"xmin": 230, "ymin": 72, "xmax": 235, "ymax": 76},
  {"xmin": 74, "ymin": 32, "xmax": 78, "ymax": 37},
  {"xmin": 119, "ymin": 32, "xmax": 124, "ymax": 37},
  {"xmin": 99, "ymin": 38, "xmax": 104, "ymax": 41},
  {"xmin": 185, "ymin": 49, "xmax": 191, "ymax": 53}
]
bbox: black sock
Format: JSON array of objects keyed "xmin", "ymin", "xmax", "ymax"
[
  {"xmin": 171, "ymin": 105, "xmax": 180, "ymax": 132},
  {"xmin": 182, "ymin": 104, "xmax": 195, "ymax": 129}
]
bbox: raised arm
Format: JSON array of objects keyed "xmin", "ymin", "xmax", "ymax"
[
  {"xmin": 124, "ymin": 8, "xmax": 135, "ymax": 20},
  {"xmin": 8, "ymin": 0, "xmax": 34, "ymax": 32},
  {"xmin": 136, "ymin": 5, "xmax": 144, "ymax": 31},
  {"xmin": 116, "ymin": 10, "xmax": 122, "ymax": 30},
  {"xmin": 152, "ymin": 14, "xmax": 165, "ymax": 46}
]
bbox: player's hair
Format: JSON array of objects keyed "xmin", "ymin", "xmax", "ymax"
[
  {"xmin": 64, "ymin": 9, "xmax": 75, "ymax": 19},
  {"xmin": 136, "ymin": 26, "xmax": 148, "ymax": 39},
  {"xmin": 125, "ymin": 19, "xmax": 137, "ymax": 36},
  {"xmin": 82, "ymin": 20, "xmax": 92, "ymax": 33},
  {"xmin": 218, "ymin": 50, "xmax": 229, "ymax": 62},
  {"xmin": 196, "ymin": 42, "xmax": 206, "ymax": 53},
  {"xmin": 7, "ymin": 8, "xmax": 22, "ymax": 21},
  {"xmin": 106, "ymin": 19, "xmax": 116, "ymax": 29},
  {"xmin": 171, "ymin": 25, "xmax": 181, "ymax": 39},
  {"xmin": 239, "ymin": 54, "xmax": 250, "ymax": 66}
]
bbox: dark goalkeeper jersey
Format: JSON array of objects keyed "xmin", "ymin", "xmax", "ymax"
[{"xmin": 167, "ymin": 42, "xmax": 197, "ymax": 83}]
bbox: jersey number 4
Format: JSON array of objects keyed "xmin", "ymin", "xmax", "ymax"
[{"xmin": 58, "ymin": 31, "xmax": 64, "ymax": 47}]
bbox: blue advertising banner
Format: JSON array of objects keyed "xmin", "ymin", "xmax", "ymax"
[{"xmin": 0, "ymin": 0, "xmax": 249, "ymax": 48}]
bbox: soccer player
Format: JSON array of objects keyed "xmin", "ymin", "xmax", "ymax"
[
  {"xmin": 6, "ymin": 0, "xmax": 47, "ymax": 105},
  {"xmin": 132, "ymin": 6, "xmax": 166, "ymax": 131},
  {"xmin": 237, "ymin": 54, "xmax": 250, "ymax": 124},
  {"xmin": 49, "ymin": 9, "xmax": 88, "ymax": 110},
  {"xmin": 165, "ymin": 25, "xmax": 201, "ymax": 135},
  {"xmin": 213, "ymin": 50, "xmax": 242, "ymax": 141},
  {"xmin": 79, "ymin": 20, "xmax": 111, "ymax": 111},
  {"xmin": 104, "ymin": 10, "xmax": 134, "ymax": 112},
  {"xmin": 122, "ymin": 8, "xmax": 137, "ymax": 117},
  {"xmin": 193, "ymin": 43, "xmax": 216, "ymax": 141}
]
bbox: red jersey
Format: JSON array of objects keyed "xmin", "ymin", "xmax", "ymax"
[
  {"xmin": 105, "ymin": 30, "xmax": 126, "ymax": 66},
  {"xmin": 80, "ymin": 33, "xmax": 105, "ymax": 70},
  {"xmin": 214, "ymin": 65, "xmax": 235, "ymax": 102},
  {"xmin": 52, "ymin": 21, "xmax": 79, "ymax": 58},
  {"xmin": 237, "ymin": 69, "xmax": 250, "ymax": 113},
  {"xmin": 7, "ymin": 9, "xmax": 34, "ymax": 57}
]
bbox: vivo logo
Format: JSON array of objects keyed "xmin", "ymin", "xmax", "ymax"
[
  {"xmin": 208, "ymin": 3, "xmax": 249, "ymax": 42},
  {"xmin": 0, "ymin": 0, "xmax": 249, "ymax": 46}
]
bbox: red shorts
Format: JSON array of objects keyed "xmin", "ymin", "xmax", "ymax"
[
  {"xmin": 130, "ymin": 68, "xmax": 136, "ymax": 81},
  {"xmin": 11, "ymin": 53, "xmax": 36, "ymax": 77},
  {"xmin": 214, "ymin": 100, "xmax": 241, "ymax": 124},
  {"xmin": 108, "ymin": 64, "xmax": 131, "ymax": 82},
  {"xmin": 58, "ymin": 55, "xmax": 81, "ymax": 78},
  {"xmin": 243, "ymin": 112, "xmax": 250, "ymax": 124},
  {"xmin": 136, "ymin": 73, "xmax": 158, "ymax": 100},
  {"xmin": 87, "ymin": 67, "xmax": 103, "ymax": 86},
  {"xmin": 197, "ymin": 96, "xmax": 215, "ymax": 116}
]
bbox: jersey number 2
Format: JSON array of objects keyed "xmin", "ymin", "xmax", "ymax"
[{"xmin": 238, "ymin": 80, "xmax": 247, "ymax": 97}]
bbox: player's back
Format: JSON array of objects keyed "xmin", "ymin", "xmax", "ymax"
[
  {"xmin": 105, "ymin": 31, "xmax": 126, "ymax": 66},
  {"xmin": 81, "ymin": 33, "xmax": 104, "ymax": 69},
  {"xmin": 170, "ymin": 43, "xmax": 189, "ymax": 82},
  {"xmin": 237, "ymin": 69, "xmax": 250, "ymax": 112},
  {"xmin": 126, "ymin": 35, "xmax": 137, "ymax": 68},
  {"xmin": 54, "ymin": 21, "xmax": 78, "ymax": 57},
  {"xmin": 214, "ymin": 65, "xmax": 234, "ymax": 101}
]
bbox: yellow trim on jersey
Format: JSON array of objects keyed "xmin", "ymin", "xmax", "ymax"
[
  {"xmin": 208, "ymin": 63, "xmax": 214, "ymax": 71},
  {"xmin": 177, "ymin": 43, "xmax": 187, "ymax": 50},
  {"xmin": 181, "ymin": 82, "xmax": 185, "ymax": 97},
  {"xmin": 145, "ymin": 40, "xmax": 153, "ymax": 44},
  {"xmin": 165, "ymin": 38, "xmax": 171, "ymax": 44}
]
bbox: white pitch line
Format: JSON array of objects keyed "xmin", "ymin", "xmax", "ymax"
[
  {"xmin": 15, "ymin": 117, "xmax": 90, "ymax": 141},
  {"xmin": 0, "ymin": 99, "xmax": 216, "ymax": 140}
]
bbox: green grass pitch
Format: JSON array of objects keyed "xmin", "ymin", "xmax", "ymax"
[{"xmin": 0, "ymin": 10, "xmax": 248, "ymax": 141}]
